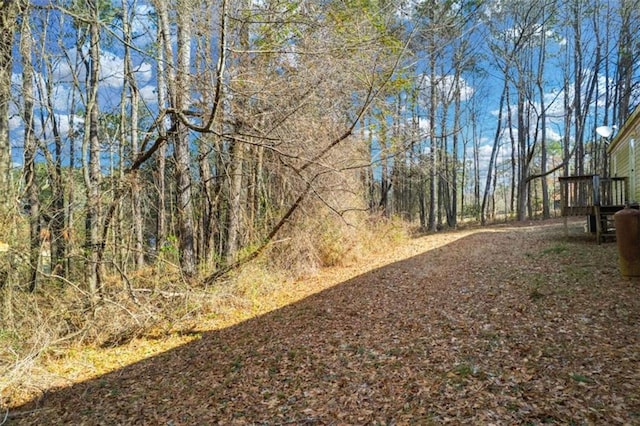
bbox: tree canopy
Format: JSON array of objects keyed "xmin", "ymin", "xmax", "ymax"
[{"xmin": 0, "ymin": 0, "xmax": 638, "ymax": 287}]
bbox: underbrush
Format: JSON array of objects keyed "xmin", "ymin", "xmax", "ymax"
[
  {"xmin": 0, "ymin": 213, "xmax": 412, "ymax": 410},
  {"xmin": 270, "ymin": 212, "xmax": 408, "ymax": 273}
]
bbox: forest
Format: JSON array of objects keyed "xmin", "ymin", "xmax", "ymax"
[{"xmin": 0, "ymin": 0, "xmax": 639, "ymax": 406}]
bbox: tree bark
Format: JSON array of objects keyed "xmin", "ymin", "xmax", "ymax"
[
  {"xmin": 225, "ymin": 138, "xmax": 244, "ymax": 264},
  {"xmin": 614, "ymin": 0, "xmax": 637, "ymax": 126},
  {"xmin": 122, "ymin": 0, "xmax": 145, "ymax": 270},
  {"xmin": 155, "ymin": 0, "xmax": 197, "ymax": 277},
  {"xmin": 428, "ymin": 57, "xmax": 437, "ymax": 232},
  {"xmin": 537, "ymin": 19, "xmax": 550, "ymax": 219},
  {"xmin": 20, "ymin": 11, "xmax": 40, "ymax": 291},
  {"xmin": 0, "ymin": 0, "xmax": 19, "ymax": 189},
  {"xmin": 174, "ymin": 0, "xmax": 197, "ymax": 277},
  {"xmin": 154, "ymin": 6, "xmax": 168, "ymax": 257},
  {"xmin": 481, "ymin": 80, "xmax": 507, "ymax": 225},
  {"xmin": 82, "ymin": 1, "xmax": 102, "ymax": 298}
]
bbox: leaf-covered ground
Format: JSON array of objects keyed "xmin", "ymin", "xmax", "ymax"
[{"xmin": 7, "ymin": 219, "xmax": 640, "ymax": 424}]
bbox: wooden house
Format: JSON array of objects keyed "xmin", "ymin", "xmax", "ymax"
[
  {"xmin": 559, "ymin": 104, "xmax": 640, "ymax": 243},
  {"xmin": 609, "ymin": 104, "xmax": 640, "ymax": 202}
]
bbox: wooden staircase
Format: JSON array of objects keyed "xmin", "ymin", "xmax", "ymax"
[
  {"xmin": 594, "ymin": 205, "xmax": 625, "ymax": 242},
  {"xmin": 559, "ymin": 175, "xmax": 629, "ymax": 244}
]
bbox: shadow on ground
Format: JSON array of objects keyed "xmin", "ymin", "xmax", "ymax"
[{"xmin": 8, "ymin": 220, "xmax": 640, "ymax": 424}]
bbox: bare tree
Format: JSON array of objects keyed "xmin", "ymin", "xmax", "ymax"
[
  {"xmin": 0, "ymin": 0, "xmax": 20, "ymax": 189},
  {"xmin": 153, "ymin": 0, "xmax": 197, "ymax": 277},
  {"xmin": 20, "ymin": 5, "xmax": 40, "ymax": 291},
  {"xmin": 153, "ymin": 1, "xmax": 169, "ymax": 259},
  {"xmin": 481, "ymin": 80, "xmax": 507, "ymax": 225},
  {"xmin": 81, "ymin": 0, "xmax": 103, "ymax": 297},
  {"xmin": 121, "ymin": 0, "xmax": 144, "ymax": 270},
  {"xmin": 613, "ymin": 0, "xmax": 640, "ymax": 126}
]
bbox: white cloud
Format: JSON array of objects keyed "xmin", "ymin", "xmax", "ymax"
[
  {"xmin": 139, "ymin": 84, "xmax": 158, "ymax": 104},
  {"xmin": 101, "ymin": 52, "xmax": 126, "ymax": 88},
  {"xmin": 418, "ymin": 117, "xmax": 430, "ymax": 133},
  {"xmin": 52, "ymin": 84, "xmax": 74, "ymax": 111},
  {"xmin": 477, "ymin": 142, "xmax": 494, "ymax": 165},
  {"xmin": 51, "ymin": 48, "xmax": 153, "ymax": 93},
  {"xmin": 9, "ymin": 115, "xmax": 22, "ymax": 132},
  {"xmin": 56, "ymin": 114, "xmax": 84, "ymax": 136},
  {"xmin": 543, "ymin": 90, "xmax": 565, "ymax": 120},
  {"xmin": 135, "ymin": 62, "xmax": 153, "ymax": 85},
  {"xmin": 32, "ymin": 113, "xmax": 84, "ymax": 140},
  {"xmin": 10, "ymin": 72, "xmax": 21, "ymax": 91},
  {"xmin": 101, "ymin": 53, "xmax": 155, "ymax": 92},
  {"xmin": 131, "ymin": 4, "xmax": 157, "ymax": 47},
  {"xmin": 545, "ymin": 127, "xmax": 562, "ymax": 142},
  {"xmin": 418, "ymin": 74, "xmax": 475, "ymax": 104}
]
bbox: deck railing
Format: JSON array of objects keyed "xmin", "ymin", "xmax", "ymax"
[
  {"xmin": 559, "ymin": 175, "xmax": 628, "ymax": 217},
  {"xmin": 596, "ymin": 176, "xmax": 628, "ymax": 207}
]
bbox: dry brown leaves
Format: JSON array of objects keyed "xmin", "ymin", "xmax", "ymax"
[{"xmin": 7, "ymin": 219, "xmax": 640, "ymax": 425}]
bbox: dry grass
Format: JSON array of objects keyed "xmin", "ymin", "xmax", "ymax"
[{"xmin": 0, "ymin": 214, "xmax": 415, "ymax": 411}]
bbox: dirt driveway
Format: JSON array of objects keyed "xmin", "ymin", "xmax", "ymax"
[{"xmin": 8, "ymin": 219, "xmax": 640, "ymax": 424}]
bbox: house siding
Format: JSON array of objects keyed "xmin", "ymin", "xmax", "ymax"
[
  {"xmin": 608, "ymin": 104, "xmax": 640, "ymax": 204},
  {"xmin": 612, "ymin": 143, "xmax": 630, "ymax": 178}
]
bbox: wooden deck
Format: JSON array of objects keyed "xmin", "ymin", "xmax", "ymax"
[{"xmin": 559, "ymin": 175, "xmax": 629, "ymax": 243}]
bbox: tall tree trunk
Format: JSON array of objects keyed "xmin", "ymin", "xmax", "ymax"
[
  {"xmin": 115, "ymin": 118, "xmax": 125, "ymax": 272},
  {"xmin": 225, "ymin": 138, "xmax": 244, "ymax": 263},
  {"xmin": 534, "ymin": 5, "xmax": 550, "ymax": 219},
  {"xmin": 571, "ymin": 0, "xmax": 585, "ymax": 176},
  {"xmin": 516, "ymin": 87, "xmax": 528, "ymax": 221},
  {"xmin": 0, "ymin": 0, "xmax": 19, "ymax": 190},
  {"xmin": 20, "ymin": 12, "xmax": 40, "ymax": 291},
  {"xmin": 195, "ymin": 18, "xmax": 222, "ymax": 266},
  {"xmin": 481, "ymin": 80, "xmax": 508, "ymax": 225},
  {"xmin": 174, "ymin": 0, "xmax": 197, "ymax": 277},
  {"xmin": 438, "ymin": 92, "xmax": 449, "ymax": 228},
  {"xmin": 38, "ymin": 48, "xmax": 70, "ymax": 278},
  {"xmin": 155, "ymin": 0, "xmax": 197, "ymax": 277},
  {"xmin": 614, "ymin": 0, "xmax": 637, "ymax": 126},
  {"xmin": 505, "ymin": 83, "xmax": 517, "ymax": 216},
  {"xmin": 562, "ymin": 54, "xmax": 572, "ymax": 178},
  {"xmin": 154, "ymin": 7, "xmax": 168, "ymax": 257},
  {"xmin": 64, "ymin": 50, "xmax": 80, "ymax": 278},
  {"xmin": 224, "ymin": 1, "xmax": 250, "ymax": 263},
  {"xmin": 80, "ymin": 1, "xmax": 103, "ymax": 298},
  {"xmin": 472, "ymin": 99, "xmax": 480, "ymax": 220},
  {"xmin": 122, "ymin": 0, "xmax": 144, "ymax": 270},
  {"xmin": 418, "ymin": 167, "xmax": 426, "ymax": 230},
  {"xmin": 366, "ymin": 118, "xmax": 376, "ymax": 213},
  {"xmin": 428, "ymin": 60, "xmax": 437, "ymax": 232},
  {"xmin": 198, "ymin": 140, "xmax": 216, "ymax": 265},
  {"xmin": 450, "ymin": 72, "xmax": 461, "ymax": 228},
  {"xmin": 379, "ymin": 132, "xmax": 390, "ymax": 216}
]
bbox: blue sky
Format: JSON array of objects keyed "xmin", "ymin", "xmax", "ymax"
[{"xmin": 8, "ymin": 0, "xmax": 639, "ymax": 184}]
